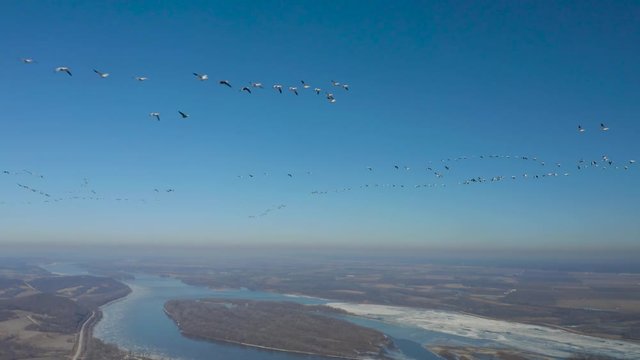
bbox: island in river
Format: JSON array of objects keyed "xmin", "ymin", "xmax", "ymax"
[{"xmin": 164, "ymin": 299, "xmax": 393, "ymax": 359}]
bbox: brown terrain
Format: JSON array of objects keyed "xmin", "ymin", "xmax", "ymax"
[
  {"xmin": 164, "ymin": 298, "xmax": 392, "ymax": 359},
  {"xmin": 0, "ymin": 261, "xmax": 150, "ymax": 360}
]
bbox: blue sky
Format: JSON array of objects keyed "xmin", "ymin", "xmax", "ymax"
[{"xmin": 0, "ymin": 1, "xmax": 638, "ymax": 250}]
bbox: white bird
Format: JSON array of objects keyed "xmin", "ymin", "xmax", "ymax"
[
  {"xmin": 578, "ymin": 125, "xmax": 585, "ymax": 133},
  {"xmin": 93, "ymin": 69, "xmax": 109, "ymax": 78},
  {"xmin": 289, "ymin": 87, "xmax": 298, "ymax": 96},
  {"xmin": 193, "ymin": 73, "xmax": 208, "ymax": 81},
  {"xmin": 326, "ymin": 93, "xmax": 336, "ymax": 103},
  {"xmin": 600, "ymin": 123, "xmax": 609, "ymax": 131},
  {"xmin": 273, "ymin": 84, "xmax": 283, "ymax": 93},
  {"xmin": 149, "ymin": 112, "xmax": 160, "ymax": 121},
  {"xmin": 134, "ymin": 76, "xmax": 148, "ymax": 81},
  {"xmin": 630, "ymin": 160, "xmax": 636, "ymax": 164},
  {"xmin": 21, "ymin": 58, "xmax": 36, "ymax": 64},
  {"xmin": 301, "ymin": 80, "xmax": 311, "ymax": 89},
  {"xmin": 55, "ymin": 66, "xmax": 72, "ymax": 76},
  {"xmin": 342, "ymin": 84, "xmax": 349, "ymax": 91},
  {"xmin": 178, "ymin": 111, "xmax": 189, "ymax": 119},
  {"xmin": 331, "ymin": 80, "xmax": 341, "ymax": 87},
  {"xmin": 250, "ymin": 82, "xmax": 263, "ymax": 88}
]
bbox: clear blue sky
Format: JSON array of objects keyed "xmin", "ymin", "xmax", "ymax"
[{"xmin": 0, "ymin": 1, "xmax": 638, "ymax": 250}]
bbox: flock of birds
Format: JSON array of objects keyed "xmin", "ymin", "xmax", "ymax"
[
  {"xmin": 2, "ymin": 57, "xmax": 637, "ymax": 218},
  {"xmin": 18, "ymin": 57, "xmax": 349, "ymax": 124},
  {"xmin": 2, "ymin": 150, "xmax": 637, "ymax": 213},
  {"xmin": 1, "ymin": 170, "xmax": 174, "ymax": 205}
]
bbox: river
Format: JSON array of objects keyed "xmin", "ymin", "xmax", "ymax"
[
  {"xmin": 43, "ymin": 262, "xmax": 640, "ymax": 359},
  {"xmin": 41, "ymin": 263, "xmax": 441, "ymax": 360}
]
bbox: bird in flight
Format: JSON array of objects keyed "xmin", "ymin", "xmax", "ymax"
[
  {"xmin": 326, "ymin": 93, "xmax": 336, "ymax": 103},
  {"xmin": 342, "ymin": 84, "xmax": 349, "ymax": 91},
  {"xmin": 600, "ymin": 123, "xmax": 610, "ymax": 131},
  {"xmin": 178, "ymin": 111, "xmax": 189, "ymax": 119},
  {"xmin": 149, "ymin": 112, "xmax": 161, "ymax": 121},
  {"xmin": 55, "ymin": 66, "xmax": 72, "ymax": 76},
  {"xmin": 314, "ymin": 88, "xmax": 322, "ymax": 95},
  {"xmin": 21, "ymin": 58, "xmax": 36, "ymax": 64},
  {"xmin": 289, "ymin": 86, "xmax": 298, "ymax": 95},
  {"xmin": 241, "ymin": 86, "xmax": 252, "ymax": 94},
  {"xmin": 301, "ymin": 80, "xmax": 311, "ymax": 89},
  {"xmin": 134, "ymin": 76, "xmax": 148, "ymax": 81},
  {"xmin": 193, "ymin": 73, "xmax": 208, "ymax": 81},
  {"xmin": 219, "ymin": 80, "xmax": 232, "ymax": 88},
  {"xmin": 273, "ymin": 84, "xmax": 283, "ymax": 93},
  {"xmin": 578, "ymin": 125, "xmax": 585, "ymax": 133},
  {"xmin": 250, "ymin": 82, "xmax": 263, "ymax": 88},
  {"xmin": 93, "ymin": 69, "xmax": 109, "ymax": 78}
]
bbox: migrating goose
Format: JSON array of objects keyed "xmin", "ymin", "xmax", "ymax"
[
  {"xmin": 600, "ymin": 123, "xmax": 609, "ymax": 131},
  {"xmin": 241, "ymin": 86, "xmax": 252, "ymax": 94},
  {"xmin": 93, "ymin": 69, "xmax": 109, "ymax": 78},
  {"xmin": 289, "ymin": 87, "xmax": 298, "ymax": 95},
  {"xmin": 326, "ymin": 93, "xmax": 336, "ymax": 103},
  {"xmin": 273, "ymin": 84, "xmax": 283, "ymax": 93},
  {"xmin": 578, "ymin": 125, "xmax": 585, "ymax": 133},
  {"xmin": 178, "ymin": 111, "xmax": 189, "ymax": 119},
  {"xmin": 193, "ymin": 73, "xmax": 208, "ymax": 81},
  {"xmin": 331, "ymin": 80, "xmax": 340, "ymax": 87},
  {"xmin": 342, "ymin": 84, "xmax": 349, "ymax": 91},
  {"xmin": 21, "ymin": 58, "xmax": 36, "ymax": 64},
  {"xmin": 55, "ymin": 66, "xmax": 72, "ymax": 76},
  {"xmin": 219, "ymin": 80, "xmax": 232, "ymax": 88},
  {"xmin": 250, "ymin": 82, "xmax": 263, "ymax": 88},
  {"xmin": 301, "ymin": 80, "xmax": 311, "ymax": 89},
  {"xmin": 314, "ymin": 87, "xmax": 321, "ymax": 95},
  {"xmin": 149, "ymin": 112, "xmax": 161, "ymax": 121},
  {"xmin": 134, "ymin": 76, "xmax": 148, "ymax": 81}
]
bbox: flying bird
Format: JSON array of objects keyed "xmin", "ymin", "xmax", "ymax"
[
  {"xmin": 93, "ymin": 69, "xmax": 109, "ymax": 78},
  {"xmin": 331, "ymin": 80, "xmax": 341, "ymax": 87},
  {"xmin": 55, "ymin": 66, "xmax": 72, "ymax": 76},
  {"xmin": 21, "ymin": 58, "xmax": 36, "ymax": 64},
  {"xmin": 342, "ymin": 84, "xmax": 349, "ymax": 91},
  {"xmin": 326, "ymin": 93, "xmax": 336, "ymax": 103},
  {"xmin": 289, "ymin": 87, "xmax": 298, "ymax": 95},
  {"xmin": 178, "ymin": 111, "xmax": 189, "ymax": 119},
  {"xmin": 134, "ymin": 76, "xmax": 148, "ymax": 81},
  {"xmin": 273, "ymin": 84, "xmax": 283, "ymax": 93},
  {"xmin": 314, "ymin": 88, "xmax": 321, "ymax": 95},
  {"xmin": 600, "ymin": 123, "xmax": 609, "ymax": 131},
  {"xmin": 250, "ymin": 82, "xmax": 263, "ymax": 88},
  {"xmin": 578, "ymin": 125, "xmax": 585, "ymax": 133},
  {"xmin": 241, "ymin": 86, "xmax": 252, "ymax": 94},
  {"xmin": 219, "ymin": 80, "xmax": 232, "ymax": 87},
  {"xmin": 193, "ymin": 73, "xmax": 208, "ymax": 81},
  {"xmin": 301, "ymin": 80, "xmax": 311, "ymax": 89},
  {"xmin": 149, "ymin": 112, "xmax": 161, "ymax": 121}
]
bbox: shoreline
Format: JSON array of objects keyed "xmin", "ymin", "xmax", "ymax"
[{"xmin": 75, "ymin": 283, "xmax": 134, "ymax": 359}]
